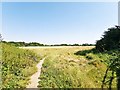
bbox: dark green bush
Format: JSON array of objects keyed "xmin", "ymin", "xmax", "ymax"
[{"xmin": 96, "ymin": 26, "xmax": 120, "ymax": 51}]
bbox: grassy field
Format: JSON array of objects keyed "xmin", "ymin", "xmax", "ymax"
[{"xmin": 24, "ymin": 46, "xmax": 116, "ymax": 88}]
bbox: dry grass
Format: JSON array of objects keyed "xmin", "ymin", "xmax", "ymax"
[{"xmin": 24, "ymin": 46, "xmax": 108, "ymax": 88}]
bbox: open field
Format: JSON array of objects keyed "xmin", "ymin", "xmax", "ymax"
[
  {"xmin": 2, "ymin": 2, "xmax": 119, "ymax": 89},
  {"xmin": 24, "ymin": 46, "xmax": 115, "ymax": 88}
]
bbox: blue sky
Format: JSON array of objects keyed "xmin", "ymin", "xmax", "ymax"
[{"xmin": 2, "ymin": 2, "xmax": 118, "ymax": 44}]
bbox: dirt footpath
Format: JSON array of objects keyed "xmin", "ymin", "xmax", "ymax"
[{"xmin": 27, "ymin": 58, "xmax": 45, "ymax": 88}]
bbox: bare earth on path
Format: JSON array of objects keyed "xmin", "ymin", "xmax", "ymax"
[{"xmin": 27, "ymin": 58, "xmax": 45, "ymax": 88}]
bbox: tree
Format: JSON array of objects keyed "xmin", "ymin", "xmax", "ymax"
[
  {"xmin": 96, "ymin": 26, "xmax": 120, "ymax": 89},
  {"xmin": 96, "ymin": 26, "xmax": 120, "ymax": 51},
  {"xmin": 25, "ymin": 42, "xmax": 44, "ymax": 46}
]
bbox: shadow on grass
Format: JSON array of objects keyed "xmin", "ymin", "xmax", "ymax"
[
  {"xmin": 74, "ymin": 48, "xmax": 98, "ymax": 56},
  {"xmin": 74, "ymin": 48, "xmax": 117, "ymax": 56},
  {"xmin": 75, "ymin": 48, "xmax": 120, "ymax": 89}
]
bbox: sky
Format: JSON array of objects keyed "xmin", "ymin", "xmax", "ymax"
[
  {"xmin": 1, "ymin": 0, "xmax": 119, "ymax": 2},
  {"xmin": 118, "ymin": 1, "xmax": 120, "ymax": 26},
  {"xmin": 2, "ymin": 2, "xmax": 118, "ymax": 44}
]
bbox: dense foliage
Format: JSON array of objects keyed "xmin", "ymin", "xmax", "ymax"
[
  {"xmin": 101, "ymin": 51, "xmax": 120, "ymax": 89},
  {"xmin": 2, "ymin": 42, "xmax": 41, "ymax": 88},
  {"xmin": 96, "ymin": 26, "xmax": 120, "ymax": 89},
  {"xmin": 96, "ymin": 26, "xmax": 120, "ymax": 52},
  {"xmin": 2, "ymin": 41, "xmax": 45, "ymax": 47}
]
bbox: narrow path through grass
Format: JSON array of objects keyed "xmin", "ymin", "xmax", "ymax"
[{"xmin": 27, "ymin": 58, "xmax": 45, "ymax": 88}]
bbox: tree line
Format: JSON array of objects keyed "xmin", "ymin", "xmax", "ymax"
[{"xmin": 1, "ymin": 41, "xmax": 95, "ymax": 47}]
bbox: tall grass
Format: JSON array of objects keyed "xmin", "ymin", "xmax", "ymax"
[
  {"xmin": 2, "ymin": 43, "xmax": 41, "ymax": 88},
  {"xmin": 31, "ymin": 46, "xmax": 110, "ymax": 88}
]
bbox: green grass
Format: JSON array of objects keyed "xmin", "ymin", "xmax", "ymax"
[
  {"xmin": 27, "ymin": 46, "xmax": 111, "ymax": 88},
  {"xmin": 2, "ymin": 43, "xmax": 118, "ymax": 88},
  {"xmin": 2, "ymin": 43, "xmax": 41, "ymax": 88}
]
